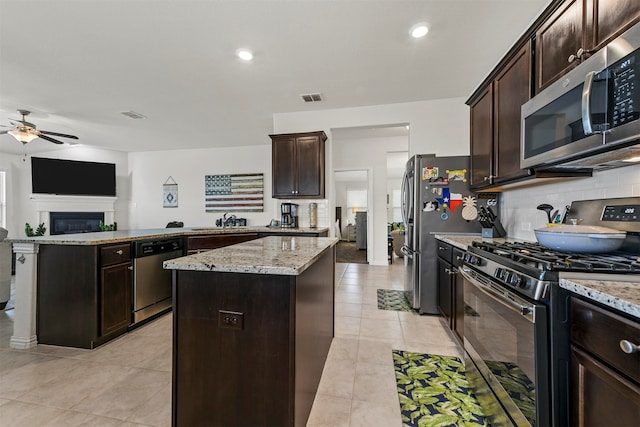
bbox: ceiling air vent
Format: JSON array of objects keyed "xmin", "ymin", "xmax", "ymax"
[
  {"xmin": 300, "ymin": 93, "xmax": 323, "ymax": 103},
  {"xmin": 121, "ymin": 110, "xmax": 147, "ymax": 119}
]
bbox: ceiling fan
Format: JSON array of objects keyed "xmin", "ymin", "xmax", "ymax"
[{"xmin": 0, "ymin": 109, "xmax": 79, "ymax": 145}]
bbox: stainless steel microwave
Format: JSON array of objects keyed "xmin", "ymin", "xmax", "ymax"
[{"xmin": 521, "ymin": 22, "xmax": 640, "ymax": 170}]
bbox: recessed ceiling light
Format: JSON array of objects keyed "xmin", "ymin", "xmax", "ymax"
[
  {"xmin": 410, "ymin": 24, "xmax": 429, "ymax": 38},
  {"xmin": 236, "ymin": 48, "xmax": 254, "ymax": 61}
]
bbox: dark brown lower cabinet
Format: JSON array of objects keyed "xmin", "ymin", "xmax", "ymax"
[
  {"xmin": 570, "ymin": 346, "xmax": 640, "ymax": 426},
  {"xmin": 100, "ymin": 261, "xmax": 132, "ymax": 336},
  {"xmin": 570, "ymin": 297, "xmax": 640, "ymax": 426},
  {"xmin": 436, "ymin": 240, "xmax": 464, "ymax": 345},
  {"xmin": 37, "ymin": 242, "xmax": 132, "ymax": 348},
  {"xmin": 172, "ymin": 246, "xmax": 335, "ymax": 427}
]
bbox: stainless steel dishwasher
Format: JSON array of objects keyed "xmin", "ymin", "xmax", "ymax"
[{"xmin": 133, "ymin": 237, "xmax": 183, "ymax": 325}]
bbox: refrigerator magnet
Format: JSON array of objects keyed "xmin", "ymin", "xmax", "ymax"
[
  {"xmin": 422, "ymin": 166, "xmax": 439, "ymax": 180},
  {"xmin": 440, "ymin": 211, "xmax": 449, "ymax": 220},
  {"xmin": 423, "ymin": 200, "xmax": 439, "ymax": 212},
  {"xmin": 446, "ymin": 169, "xmax": 467, "ymax": 182}
]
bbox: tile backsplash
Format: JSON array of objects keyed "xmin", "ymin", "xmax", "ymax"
[{"xmin": 501, "ymin": 165, "xmax": 640, "ymax": 240}]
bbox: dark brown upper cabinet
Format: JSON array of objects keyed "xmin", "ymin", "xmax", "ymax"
[
  {"xmin": 535, "ymin": 0, "xmax": 640, "ymax": 93},
  {"xmin": 469, "ymin": 43, "xmax": 531, "ymax": 189},
  {"xmin": 271, "ymin": 131, "xmax": 326, "ymax": 199}
]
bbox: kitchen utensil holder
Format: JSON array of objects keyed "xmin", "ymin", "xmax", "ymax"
[{"xmin": 482, "ymin": 219, "xmax": 506, "ymax": 238}]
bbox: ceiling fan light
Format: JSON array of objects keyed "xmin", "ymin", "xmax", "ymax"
[{"xmin": 8, "ymin": 129, "xmax": 38, "ymax": 144}]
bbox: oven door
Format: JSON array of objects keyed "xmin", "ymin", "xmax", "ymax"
[{"xmin": 460, "ymin": 267, "xmax": 550, "ymax": 427}]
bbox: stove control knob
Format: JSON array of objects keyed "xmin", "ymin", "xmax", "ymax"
[
  {"xmin": 494, "ymin": 268, "xmax": 503, "ymax": 279},
  {"xmin": 509, "ymin": 274, "xmax": 522, "ymax": 287}
]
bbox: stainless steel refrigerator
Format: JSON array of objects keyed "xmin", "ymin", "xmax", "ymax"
[{"xmin": 401, "ymin": 154, "xmax": 482, "ymax": 314}]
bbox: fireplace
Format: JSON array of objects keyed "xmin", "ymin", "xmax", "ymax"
[{"xmin": 50, "ymin": 212, "xmax": 105, "ymax": 235}]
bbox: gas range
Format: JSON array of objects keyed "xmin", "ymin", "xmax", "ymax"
[
  {"xmin": 462, "ymin": 197, "xmax": 640, "ymax": 302},
  {"xmin": 463, "ymin": 240, "xmax": 640, "ymax": 301}
]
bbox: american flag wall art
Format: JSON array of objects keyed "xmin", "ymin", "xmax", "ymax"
[{"xmin": 205, "ymin": 173, "xmax": 264, "ymax": 212}]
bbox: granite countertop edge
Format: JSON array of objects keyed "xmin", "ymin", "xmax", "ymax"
[
  {"xmin": 164, "ymin": 236, "xmax": 339, "ymax": 276},
  {"xmin": 7, "ymin": 226, "xmax": 330, "ymax": 245},
  {"xmin": 559, "ymin": 278, "xmax": 640, "ymax": 320}
]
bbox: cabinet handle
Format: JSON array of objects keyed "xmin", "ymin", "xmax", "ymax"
[
  {"xmin": 444, "ymin": 268, "xmax": 457, "ymax": 276},
  {"xmin": 483, "ymin": 175, "xmax": 495, "ymax": 181},
  {"xmin": 620, "ymin": 339, "xmax": 640, "ymax": 354},
  {"xmin": 568, "ymin": 47, "xmax": 592, "ymax": 63},
  {"xmin": 115, "ymin": 249, "xmax": 123, "ymax": 255},
  {"xmin": 128, "ymin": 266, "xmax": 134, "ymax": 271}
]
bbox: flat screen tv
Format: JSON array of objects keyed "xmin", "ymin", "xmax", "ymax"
[{"xmin": 31, "ymin": 157, "xmax": 116, "ymax": 196}]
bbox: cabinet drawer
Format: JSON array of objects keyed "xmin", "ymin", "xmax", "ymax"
[
  {"xmin": 436, "ymin": 241, "xmax": 452, "ymax": 263},
  {"xmin": 571, "ymin": 297, "xmax": 640, "ymax": 383},
  {"xmin": 187, "ymin": 233, "xmax": 259, "ymax": 251},
  {"xmin": 100, "ymin": 243, "xmax": 131, "ymax": 267}
]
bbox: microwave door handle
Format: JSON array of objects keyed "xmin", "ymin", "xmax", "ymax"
[{"xmin": 581, "ymin": 71, "xmax": 596, "ymax": 135}]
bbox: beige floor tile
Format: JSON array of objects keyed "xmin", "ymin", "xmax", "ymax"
[
  {"xmin": 0, "ymin": 400, "xmax": 68, "ymax": 426},
  {"xmin": 335, "ymin": 302, "xmax": 363, "ymax": 317},
  {"xmin": 361, "ymin": 304, "xmax": 399, "ymax": 320},
  {"xmin": 356, "ymin": 337, "xmax": 404, "ymax": 365},
  {"xmin": 400, "ymin": 319, "xmax": 456, "ymax": 345},
  {"xmin": 125, "ymin": 382, "xmax": 171, "ymax": 427},
  {"xmin": 71, "ymin": 368, "xmax": 171, "ymax": 420},
  {"xmin": 352, "ymin": 361, "xmax": 397, "ymax": 404},
  {"xmin": 403, "ymin": 340, "xmax": 464, "ymax": 359},
  {"xmin": 335, "ymin": 292, "xmax": 364, "ymax": 304},
  {"xmin": 334, "ymin": 315, "xmax": 361, "ymax": 337},
  {"xmin": 0, "ymin": 354, "xmax": 80, "ymax": 400},
  {"xmin": 306, "ymin": 394, "xmax": 352, "ymax": 427},
  {"xmin": 349, "ymin": 399, "xmax": 402, "ymax": 427},
  {"xmin": 316, "ymin": 358, "xmax": 356, "ymax": 399},
  {"xmin": 46, "ymin": 410, "xmax": 125, "ymax": 426},
  {"xmin": 327, "ymin": 337, "xmax": 359, "ymax": 361},
  {"xmin": 359, "ymin": 318, "xmax": 403, "ymax": 341}
]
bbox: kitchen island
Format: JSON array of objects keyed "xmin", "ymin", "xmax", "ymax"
[
  {"xmin": 7, "ymin": 226, "xmax": 328, "ymax": 350},
  {"xmin": 164, "ymin": 235, "xmax": 337, "ymax": 427}
]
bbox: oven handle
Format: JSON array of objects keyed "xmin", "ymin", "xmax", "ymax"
[{"xmin": 459, "ymin": 267, "xmax": 536, "ymax": 323}]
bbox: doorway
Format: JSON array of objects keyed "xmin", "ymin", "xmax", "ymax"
[{"xmin": 334, "ymin": 170, "xmax": 369, "ymax": 264}]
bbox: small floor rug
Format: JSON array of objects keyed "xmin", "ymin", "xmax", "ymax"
[
  {"xmin": 336, "ymin": 241, "xmax": 367, "ymax": 264},
  {"xmin": 393, "ymin": 350, "xmax": 489, "ymax": 427},
  {"xmin": 377, "ymin": 289, "xmax": 414, "ymax": 312}
]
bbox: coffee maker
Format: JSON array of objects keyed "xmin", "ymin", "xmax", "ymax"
[{"xmin": 281, "ymin": 203, "xmax": 299, "ymax": 228}]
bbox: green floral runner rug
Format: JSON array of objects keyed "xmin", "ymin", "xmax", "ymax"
[
  {"xmin": 377, "ymin": 289, "xmax": 415, "ymax": 312},
  {"xmin": 393, "ymin": 350, "xmax": 489, "ymax": 427}
]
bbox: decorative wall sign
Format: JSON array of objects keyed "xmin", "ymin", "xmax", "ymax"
[
  {"xmin": 205, "ymin": 173, "xmax": 264, "ymax": 212},
  {"xmin": 163, "ymin": 176, "xmax": 178, "ymax": 208}
]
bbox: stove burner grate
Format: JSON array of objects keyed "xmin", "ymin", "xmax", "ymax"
[{"xmin": 471, "ymin": 241, "xmax": 640, "ymax": 274}]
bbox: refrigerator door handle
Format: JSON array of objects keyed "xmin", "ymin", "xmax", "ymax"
[
  {"xmin": 401, "ymin": 245, "xmax": 415, "ymax": 259},
  {"xmin": 400, "ymin": 171, "xmax": 408, "ymax": 225}
]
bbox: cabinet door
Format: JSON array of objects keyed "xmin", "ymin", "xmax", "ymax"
[
  {"xmin": 493, "ymin": 42, "xmax": 532, "ymax": 183},
  {"xmin": 452, "ymin": 248, "xmax": 465, "ymax": 344},
  {"xmin": 296, "ymin": 135, "xmax": 325, "ymax": 198},
  {"xmin": 535, "ymin": 0, "xmax": 583, "ymax": 93},
  {"xmin": 586, "ymin": 0, "xmax": 640, "ymax": 52},
  {"xmin": 470, "ymin": 84, "xmax": 493, "ymax": 188},
  {"xmin": 570, "ymin": 346, "xmax": 640, "ymax": 426},
  {"xmin": 272, "ymin": 136, "xmax": 297, "ymax": 198},
  {"xmin": 100, "ymin": 262, "xmax": 132, "ymax": 337},
  {"xmin": 437, "ymin": 259, "xmax": 453, "ymax": 327}
]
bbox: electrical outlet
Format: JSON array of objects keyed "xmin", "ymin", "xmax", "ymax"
[
  {"xmin": 521, "ymin": 222, "xmax": 532, "ymax": 232},
  {"xmin": 219, "ymin": 310, "xmax": 244, "ymax": 330}
]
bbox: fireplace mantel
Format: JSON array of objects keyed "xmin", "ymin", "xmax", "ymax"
[{"xmin": 30, "ymin": 194, "xmax": 117, "ymax": 233}]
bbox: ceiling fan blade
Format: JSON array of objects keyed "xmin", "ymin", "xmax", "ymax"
[
  {"xmin": 38, "ymin": 134, "xmax": 65, "ymax": 144},
  {"xmin": 39, "ymin": 130, "xmax": 79, "ymax": 139}
]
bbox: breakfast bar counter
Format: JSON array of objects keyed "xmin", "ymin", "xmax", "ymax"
[{"xmin": 164, "ymin": 236, "xmax": 337, "ymax": 427}]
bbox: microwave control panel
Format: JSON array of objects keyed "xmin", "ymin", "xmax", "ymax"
[{"xmin": 612, "ymin": 52, "xmax": 639, "ymax": 127}]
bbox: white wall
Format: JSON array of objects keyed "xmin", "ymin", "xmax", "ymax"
[
  {"xmin": 0, "ymin": 146, "xmax": 130, "ymax": 238},
  {"xmin": 501, "ymin": 165, "xmax": 640, "ymax": 240},
  {"xmin": 274, "ymin": 98, "xmax": 468, "ymax": 265},
  {"xmin": 128, "ymin": 145, "xmax": 274, "ymax": 229}
]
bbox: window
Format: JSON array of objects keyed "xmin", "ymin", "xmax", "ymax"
[{"xmin": 346, "ymin": 188, "xmax": 367, "ymax": 224}]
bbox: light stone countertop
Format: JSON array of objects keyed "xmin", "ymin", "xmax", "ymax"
[
  {"xmin": 163, "ymin": 235, "xmax": 338, "ymax": 276},
  {"xmin": 7, "ymin": 226, "xmax": 329, "ymax": 245},
  {"xmin": 560, "ymin": 278, "xmax": 640, "ymax": 320},
  {"xmin": 433, "ymin": 234, "xmax": 484, "ymax": 250}
]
